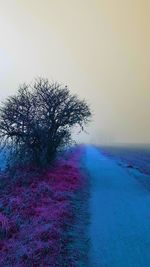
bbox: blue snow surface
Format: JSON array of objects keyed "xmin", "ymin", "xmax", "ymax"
[{"xmin": 84, "ymin": 146, "xmax": 150, "ymax": 267}]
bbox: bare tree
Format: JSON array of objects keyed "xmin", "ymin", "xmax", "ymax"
[{"xmin": 0, "ymin": 78, "xmax": 92, "ymax": 167}]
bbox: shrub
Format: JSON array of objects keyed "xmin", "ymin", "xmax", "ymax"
[{"xmin": 0, "ymin": 78, "xmax": 91, "ymax": 167}]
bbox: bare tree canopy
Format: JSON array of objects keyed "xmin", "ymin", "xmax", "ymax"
[{"xmin": 0, "ymin": 78, "xmax": 92, "ymax": 167}]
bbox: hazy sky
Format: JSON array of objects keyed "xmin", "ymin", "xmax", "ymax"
[{"xmin": 0, "ymin": 0, "xmax": 150, "ymax": 144}]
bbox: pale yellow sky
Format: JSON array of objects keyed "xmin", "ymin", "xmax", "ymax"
[{"xmin": 0, "ymin": 0, "xmax": 150, "ymax": 144}]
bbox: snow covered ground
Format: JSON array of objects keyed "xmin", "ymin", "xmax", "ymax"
[{"xmin": 84, "ymin": 146, "xmax": 150, "ymax": 267}]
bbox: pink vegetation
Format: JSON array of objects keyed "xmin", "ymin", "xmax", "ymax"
[{"xmin": 0, "ymin": 146, "xmax": 85, "ymax": 267}]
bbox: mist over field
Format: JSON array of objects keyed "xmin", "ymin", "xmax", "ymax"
[{"xmin": 0, "ymin": 0, "xmax": 150, "ymax": 145}]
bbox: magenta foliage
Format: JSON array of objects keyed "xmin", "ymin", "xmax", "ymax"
[{"xmin": 0, "ymin": 146, "xmax": 85, "ymax": 266}]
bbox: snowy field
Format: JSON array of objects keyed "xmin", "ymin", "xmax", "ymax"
[
  {"xmin": 0, "ymin": 145, "xmax": 150, "ymax": 266},
  {"xmin": 100, "ymin": 145, "xmax": 150, "ymax": 175},
  {"xmin": 84, "ymin": 146, "xmax": 150, "ymax": 267}
]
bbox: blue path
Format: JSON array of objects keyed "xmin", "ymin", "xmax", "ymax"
[{"xmin": 84, "ymin": 146, "xmax": 150, "ymax": 267}]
